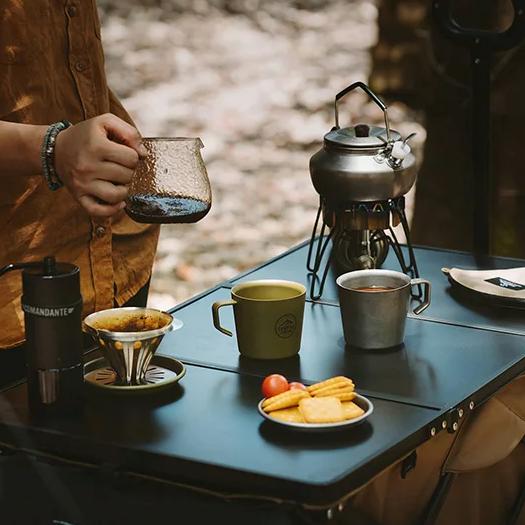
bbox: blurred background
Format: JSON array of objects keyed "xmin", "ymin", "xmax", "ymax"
[{"xmin": 98, "ymin": 0, "xmax": 524, "ymax": 309}]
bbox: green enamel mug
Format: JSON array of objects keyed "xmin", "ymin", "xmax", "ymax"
[{"xmin": 212, "ymin": 280, "xmax": 306, "ymax": 359}]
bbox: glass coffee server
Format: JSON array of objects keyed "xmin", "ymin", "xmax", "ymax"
[{"xmin": 126, "ymin": 137, "xmax": 211, "ymax": 224}]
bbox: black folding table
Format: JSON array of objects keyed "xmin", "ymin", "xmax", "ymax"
[{"xmin": 0, "ymin": 242, "xmax": 523, "ymax": 523}]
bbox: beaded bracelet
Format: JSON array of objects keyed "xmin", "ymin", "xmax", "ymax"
[{"xmin": 41, "ymin": 120, "xmax": 72, "ymax": 191}]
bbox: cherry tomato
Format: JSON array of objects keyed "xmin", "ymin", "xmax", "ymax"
[
  {"xmin": 289, "ymin": 381, "xmax": 307, "ymax": 391},
  {"xmin": 261, "ymin": 374, "xmax": 289, "ymax": 398}
]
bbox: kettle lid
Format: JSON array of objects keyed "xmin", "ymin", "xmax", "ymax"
[{"xmin": 324, "ymin": 124, "xmax": 401, "ymax": 149}]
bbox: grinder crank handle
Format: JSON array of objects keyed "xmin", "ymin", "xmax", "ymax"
[
  {"xmin": 0, "ymin": 256, "xmax": 56, "ymax": 277},
  {"xmin": 334, "ymin": 81, "xmax": 390, "ymax": 140}
]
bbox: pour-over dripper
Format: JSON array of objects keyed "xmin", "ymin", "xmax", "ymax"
[{"xmin": 83, "ymin": 307, "xmax": 183, "ymax": 385}]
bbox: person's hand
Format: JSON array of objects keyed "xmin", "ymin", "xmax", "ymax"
[{"xmin": 54, "ymin": 113, "xmax": 146, "ymax": 218}]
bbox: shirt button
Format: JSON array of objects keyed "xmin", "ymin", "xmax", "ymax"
[
  {"xmin": 66, "ymin": 5, "xmax": 77, "ymax": 17},
  {"xmin": 95, "ymin": 226, "xmax": 106, "ymax": 238},
  {"xmin": 75, "ymin": 61, "xmax": 87, "ymax": 72}
]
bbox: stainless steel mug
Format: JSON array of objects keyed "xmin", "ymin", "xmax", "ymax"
[{"xmin": 336, "ymin": 269, "xmax": 431, "ymax": 349}]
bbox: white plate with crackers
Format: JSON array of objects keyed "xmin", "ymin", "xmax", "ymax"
[{"xmin": 257, "ymin": 376, "xmax": 374, "ymax": 432}]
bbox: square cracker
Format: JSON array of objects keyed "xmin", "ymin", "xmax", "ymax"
[
  {"xmin": 342, "ymin": 401, "xmax": 365, "ymax": 420},
  {"xmin": 298, "ymin": 397, "xmax": 345, "ymax": 424},
  {"xmin": 268, "ymin": 407, "xmax": 305, "ymax": 423}
]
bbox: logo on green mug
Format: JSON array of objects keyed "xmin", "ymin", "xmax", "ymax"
[{"xmin": 275, "ymin": 314, "xmax": 296, "ymax": 338}]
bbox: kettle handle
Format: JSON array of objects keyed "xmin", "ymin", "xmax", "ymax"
[{"xmin": 334, "ymin": 81, "xmax": 391, "ymax": 141}]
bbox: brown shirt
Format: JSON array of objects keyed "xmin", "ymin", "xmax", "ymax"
[{"xmin": 0, "ymin": 0, "xmax": 160, "ymax": 348}]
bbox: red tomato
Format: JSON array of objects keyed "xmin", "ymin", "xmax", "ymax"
[
  {"xmin": 289, "ymin": 381, "xmax": 307, "ymax": 391},
  {"xmin": 261, "ymin": 374, "xmax": 289, "ymax": 398}
]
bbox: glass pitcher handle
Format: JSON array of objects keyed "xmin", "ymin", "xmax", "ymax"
[{"xmin": 334, "ymin": 81, "xmax": 391, "ymax": 141}]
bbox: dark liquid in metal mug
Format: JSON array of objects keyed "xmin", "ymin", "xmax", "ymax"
[
  {"xmin": 354, "ymin": 286, "xmax": 395, "ymax": 292},
  {"xmin": 337, "ymin": 270, "xmax": 431, "ymax": 349}
]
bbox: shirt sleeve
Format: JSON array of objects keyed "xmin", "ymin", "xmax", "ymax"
[{"xmin": 108, "ymin": 88, "xmax": 136, "ymax": 128}]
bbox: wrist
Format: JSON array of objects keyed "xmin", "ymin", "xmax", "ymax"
[{"xmin": 25, "ymin": 125, "xmax": 48, "ymax": 174}]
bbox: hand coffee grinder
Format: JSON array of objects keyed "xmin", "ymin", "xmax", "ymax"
[
  {"xmin": 307, "ymin": 81, "xmax": 421, "ymax": 300},
  {"xmin": 0, "ymin": 257, "xmax": 83, "ymax": 413}
]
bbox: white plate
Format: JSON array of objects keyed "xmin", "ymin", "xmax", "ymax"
[
  {"xmin": 442, "ymin": 267, "xmax": 525, "ymax": 309},
  {"xmin": 258, "ymin": 393, "xmax": 374, "ymax": 432}
]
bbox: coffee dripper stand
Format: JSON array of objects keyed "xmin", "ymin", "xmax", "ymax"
[
  {"xmin": 307, "ymin": 81, "xmax": 422, "ymax": 302},
  {"xmin": 0, "ymin": 256, "xmax": 84, "ymax": 414}
]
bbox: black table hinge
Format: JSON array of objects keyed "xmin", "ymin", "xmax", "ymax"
[{"xmin": 401, "ymin": 450, "xmax": 418, "ymax": 479}]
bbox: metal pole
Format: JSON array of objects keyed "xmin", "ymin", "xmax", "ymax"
[{"xmin": 471, "ymin": 43, "xmax": 491, "ymax": 254}]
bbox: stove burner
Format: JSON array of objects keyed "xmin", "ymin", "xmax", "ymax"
[{"xmin": 306, "ymin": 196, "xmax": 421, "ymax": 300}]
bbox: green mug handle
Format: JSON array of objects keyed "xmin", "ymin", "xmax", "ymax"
[{"xmin": 212, "ymin": 300, "xmax": 237, "ymax": 336}]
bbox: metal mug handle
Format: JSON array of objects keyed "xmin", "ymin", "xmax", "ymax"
[
  {"xmin": 410, "ymin": 278, "xmax": 431, "ymax": 315},
  {"xmin": 334, "ymin": 81, "xmax": 391, "ymax": 141},
  {"xmin": 212, "ymin": 300, "xmax": 237, "ymax": 337}
]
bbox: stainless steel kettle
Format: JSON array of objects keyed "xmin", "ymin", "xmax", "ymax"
[
  {"xmin": 309, "ymin": 81, "xmax": 417, "ymax": 206},
  {"xmin": 306, "ymin": 82, "xmax": 422, "ymax": 301}
]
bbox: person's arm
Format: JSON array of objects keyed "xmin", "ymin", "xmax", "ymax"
[
  {"xmin": 0, "ymin": 114, "xmax": 145, "ymax": 218},
  {"xmin": 0, "ymin": 121, "xmax": 47, "ymax": 178}
]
